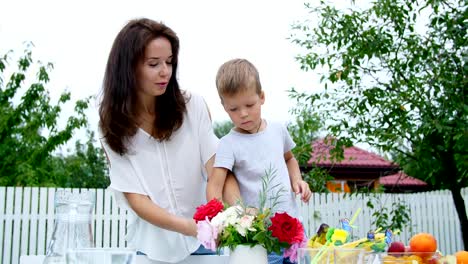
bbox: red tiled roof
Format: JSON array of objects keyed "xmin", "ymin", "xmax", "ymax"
[
  {"xmin": 308, "ymin": 139, "xmax": 399, "ymax": 169},
  {"xmin": 380, "ymin": 172, "xmax": 428, "ymax": 186}
]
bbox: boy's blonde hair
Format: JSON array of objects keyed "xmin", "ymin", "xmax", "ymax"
[{"xmin": 215, "ymin": 59, "xmax": 262, "ymax": 99}]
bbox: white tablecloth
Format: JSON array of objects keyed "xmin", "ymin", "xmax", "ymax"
[{"xmin": 20, "ymin": 255, "xmax": 229, "ymax": 264}]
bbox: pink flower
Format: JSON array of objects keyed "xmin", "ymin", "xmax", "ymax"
[
  {"xmin": 283, "ymin": 239, "xmax": 307, "ymax": 262},
  {"xmin": 196, "ymin": 219, "xmax": 219, "ymax": 251}
]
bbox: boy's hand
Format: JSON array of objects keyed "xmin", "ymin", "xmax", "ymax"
[
  {"xmin": 292, "ymin": 180, "xmax": 312, "ymax": 203},
  {"xmin": 245, "ymin": 207, "xmax": 259, "ymax": 215}
]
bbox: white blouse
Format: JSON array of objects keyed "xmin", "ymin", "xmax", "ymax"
[{"xmin": 101, "ymin": 92, "xmax": 218, "ymax": 263}]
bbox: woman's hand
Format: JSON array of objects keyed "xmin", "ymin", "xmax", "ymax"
[{"xmin": 182, "ymin": 218, "xmax": 198, "ymax": 237}]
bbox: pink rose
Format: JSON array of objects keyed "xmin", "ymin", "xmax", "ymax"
[
  {"xmin": 283, "ymin": 240, "xmax": 307, "ymax": 262},
  {"xmin": 196, "ymin": 219, "xmax": 218, "ymax": 251}
]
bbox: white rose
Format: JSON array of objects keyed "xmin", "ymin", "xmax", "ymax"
[{"xmin": 235, "ymin": 215, "xmax": 256, "ymax": 237}]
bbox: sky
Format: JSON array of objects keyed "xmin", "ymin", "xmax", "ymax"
[{"xmin": 0, "ymin": 0, "xmax": 324, "ymax": 145}]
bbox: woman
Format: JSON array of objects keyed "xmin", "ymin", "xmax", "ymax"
[{"xmin": 99, "ymin": 18, "xmax": 238, "ymax": 263}]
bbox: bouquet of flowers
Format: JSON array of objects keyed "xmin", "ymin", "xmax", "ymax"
[{"xmin": 193, "ymin": 198, "xmax": 306, "ymax": 262}]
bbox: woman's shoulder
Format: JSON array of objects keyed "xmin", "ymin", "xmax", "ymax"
[{"xmin": 183, "ymin": 90, "xmax": 205, "ymax": 108}]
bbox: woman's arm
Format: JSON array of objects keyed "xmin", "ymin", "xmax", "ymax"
[{"xmin": 124, "ymin": 192, "xmax": 197, "ymax": 236}]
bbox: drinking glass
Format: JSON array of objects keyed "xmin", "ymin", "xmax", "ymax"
[{"xmin": 66, "ymin": 248, "xmax": 136, "ymax": 264}]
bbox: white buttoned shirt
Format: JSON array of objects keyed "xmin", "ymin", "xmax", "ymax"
[{"xmin": 101, "ymin": 92, "xmax": 218, "ymax": 263}]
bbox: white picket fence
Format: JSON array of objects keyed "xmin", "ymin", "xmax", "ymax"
[{"xmin": 1, "ymin": 187, "xmax": 467, "ymax": 264}]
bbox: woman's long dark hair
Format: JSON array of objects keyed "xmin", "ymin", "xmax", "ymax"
[{"xmin": 99, "ymin": 18, "xmax": 186, "ymax": 155}]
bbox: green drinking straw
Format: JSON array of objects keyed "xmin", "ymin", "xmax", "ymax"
[
  {"xmin": 310, "ymin": 240, "xmax": 331, "ymax": 264},
  {"xmin": 349, "ymin": 207, "xmax": 361, "ymax": 226}
]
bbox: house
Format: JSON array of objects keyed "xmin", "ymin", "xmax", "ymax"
[
  {"xmin": 379, "ymin": 171, "xmax": 429, "ymax": 193},
  {"xmin": 304, "ymin": 139, "xmax": 428, "ymax": 193}
]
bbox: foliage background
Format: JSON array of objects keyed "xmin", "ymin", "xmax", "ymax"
[
  {"xmin": 0, "ymin": 46, "xmax": 109, "ymax": 188},
  {"xmin": 290, "ymin": 0, "xmax": 467, "ymax": 247}
]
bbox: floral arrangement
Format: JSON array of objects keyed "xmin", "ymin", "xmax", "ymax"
[
  {"xmin": 193, "ymin": 198, "xmax": 306, "ymax": 262},
  {"xmin": 193, "ymin": 166, "xmax": 306, "ymax": 261}
]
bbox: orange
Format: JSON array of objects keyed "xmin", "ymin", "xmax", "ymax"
[
  {"xmin": 456, "ymin": 251, "xmax": 468, "ymax": 264},
  {"xmin": 409, "ymin": 233, "xmax": 437, "ymax": 258}
]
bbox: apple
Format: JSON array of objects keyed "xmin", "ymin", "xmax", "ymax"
[{"xmin": 388, "ymin": 241, "xmax": 406, "ymax": 255}]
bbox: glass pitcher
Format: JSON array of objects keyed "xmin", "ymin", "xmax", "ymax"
[{"xmin": 43, "ymin": 189, "xmax": 95, "ymax": 264}]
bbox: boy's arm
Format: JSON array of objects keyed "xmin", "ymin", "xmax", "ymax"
[
  {"xmin": 284, "ymin": 151, "xmax": 312, "ymax": 202},
  {"xmin": 205, "ymin": 153, "xmax": 240, "ymax": 205},
  {"xmin": 206, "ymin": 166, "xmax": 229, "ymax": 202},
  {"xmin": 223, "ymin": 172, "xmax": 241, "ymax": 206}
]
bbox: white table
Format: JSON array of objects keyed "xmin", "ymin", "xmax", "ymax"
[{"xmin": 20, "ymin": 255, "xmax": 229, "ymax": 264}]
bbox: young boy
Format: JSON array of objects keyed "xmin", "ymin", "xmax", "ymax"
[{"xmin": 207, "ymin": 58, "xmax": 311, "ymax": 263}]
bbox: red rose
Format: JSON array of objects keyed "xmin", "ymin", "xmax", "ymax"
[
  {"xmin": 193, "ymin": 198, "xmax": 224, "ymax": 223},
  {"xmin": 268, "ymin": 212, "xmax": 304, "ymax": 244}
]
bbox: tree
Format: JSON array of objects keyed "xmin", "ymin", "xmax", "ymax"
[
  {"xmin": 48, "ymin": 130, "xmax": 110, "ymax": 188},
  {"xmin": 287, "ymin": 90, "xmax": 332, "ymax": 192},
  {"xmin": 290, "ymin": 0, "xmax": 467, "ymax": 247},
  {"xmin": 0, "ymin": 45, "xmax": 96, "ymax": 186},
  {"xmin": 213, "ymin": 120, "xmax": 234, "ymax": 138}
]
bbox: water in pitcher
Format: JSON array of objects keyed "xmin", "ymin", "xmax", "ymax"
[{"xmin": 43, "ymin": 189, "xmax": 95, "ymax": 264}]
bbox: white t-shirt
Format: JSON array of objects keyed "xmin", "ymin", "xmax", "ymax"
[
  {"xmin": 100, "ymin": 92, "xmax": 218, "ymax": 263},
  {"xmin": 214, "ymin": 120, "xmax": 299, "ymax": 218}
]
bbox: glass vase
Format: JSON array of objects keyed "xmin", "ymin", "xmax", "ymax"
[{"xmin": 43, "ymin": 189, "xmax": 95, "ymax": 264}]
